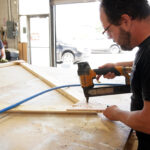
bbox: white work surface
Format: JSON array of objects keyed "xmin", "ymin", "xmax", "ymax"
[{"xmin": 0, "ymin": 61, "xmax": 131, "ymax": 150}]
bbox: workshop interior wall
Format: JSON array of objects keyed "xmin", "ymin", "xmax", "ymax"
[{"xmin": 0, "ymin": 0, "xmax": 18, "ymax": 49}]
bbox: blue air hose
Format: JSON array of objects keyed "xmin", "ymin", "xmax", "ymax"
[{"xmin": 0, "ymin": 83, "xmax": 124, "ymax": 114}]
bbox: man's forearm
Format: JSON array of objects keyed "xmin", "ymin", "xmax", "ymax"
[
  {"xmin": 115, "ymin": 61, "xmax": 133, "ymax": 67},
  {"xmin": 116, "ymin": 109, "xmax": 150, "ymax": 134}
]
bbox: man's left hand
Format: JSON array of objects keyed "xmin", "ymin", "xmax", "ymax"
[{"xmin": 103, "ymin": 105, "xmax": 120, "ymax": 121}]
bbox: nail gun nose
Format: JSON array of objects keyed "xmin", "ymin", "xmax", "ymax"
[{"xmin": 86, "ymin": 97, "xmax": 89, "ymax": 103}]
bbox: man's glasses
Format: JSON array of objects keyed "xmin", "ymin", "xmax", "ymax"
[{"xmin": 102, "ymin": 24, "xmax": 112, "ymax": 35}]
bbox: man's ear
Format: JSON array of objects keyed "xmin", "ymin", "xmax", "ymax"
[{"xmin": 120, "ymin": 14, "xmax": 132, "ymax": 31}]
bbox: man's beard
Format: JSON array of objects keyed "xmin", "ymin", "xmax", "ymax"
[{"xmin": 118, "ymin": 28, "xmax": 132, "ymax": 51}]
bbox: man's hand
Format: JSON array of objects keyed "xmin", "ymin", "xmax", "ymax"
[
  {"xmin": 103, "ymin": 105, "xmax": 121, "ymax": 121},
  {"xmin": 96, "ymin": 63, "xmax": 116, "ymax": 81}
]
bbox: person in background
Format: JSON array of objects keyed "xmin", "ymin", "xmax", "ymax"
[
  {"xmin": 0, "ymin": 39, "xmax": 7, "ymax": 63},
  {"xmin": 99, "ymin": 0, "xmax": 150, "ymax": 149}
]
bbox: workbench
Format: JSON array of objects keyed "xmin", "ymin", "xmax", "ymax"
[{"xmin": 0, "ymin": 61, "xmax": 132, "ymax": 150}]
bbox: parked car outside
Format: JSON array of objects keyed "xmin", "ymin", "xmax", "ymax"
[
  {"xmin": 89, "ymin": 38, "xmax": 121, "ymax": 54},
  {"xmin": 73, "ymin": 35, "xmax": 121, "ymax": 54},
  {"xmin": 56, "ymin": 41, "xmax": 90, "ymax": 64}
]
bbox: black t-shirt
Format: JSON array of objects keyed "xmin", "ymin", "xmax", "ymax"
[
  {"xmin": 131, "ymin": 36, "xmax": 150, "ymax": 110},
  {"xmin": 130, "ymin": 36, "xmax": 150, "ymax": 140}
]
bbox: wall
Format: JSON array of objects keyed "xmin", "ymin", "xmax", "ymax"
[{"xmin": 0, "ymin": 0, "xmax": 18, "ymax": 49}]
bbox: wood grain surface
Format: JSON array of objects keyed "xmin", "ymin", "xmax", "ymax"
[{"xmin": 0, "ymin": 61, "xmax": 131, "ymax": 150}]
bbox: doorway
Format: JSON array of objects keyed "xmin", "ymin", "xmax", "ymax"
[{"xmin": 29, "ymin": 15, "xmax": 50, "ymax": 67}]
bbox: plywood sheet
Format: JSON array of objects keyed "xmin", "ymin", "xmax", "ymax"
[
  {"xmin": 0, "ymin": 61, "xmax": 131, "ymax": 150},
  {"xmin": 0, "ymin": 113, "xmax": 130, "ymax": 150}
]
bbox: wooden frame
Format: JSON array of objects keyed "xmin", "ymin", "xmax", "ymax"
[{"xmin": 0, "ymin": 61, "xmax": 107, "ymax": 114}]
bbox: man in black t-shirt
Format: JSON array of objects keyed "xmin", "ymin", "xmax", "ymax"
[{"xmin": 98, "ymin": 0, "xmax": 150, "ymax": 149}]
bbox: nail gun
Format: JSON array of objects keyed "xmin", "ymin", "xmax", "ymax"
[{"xmin": 77, "ymin": 62, "xmax": 131, "ymax": 103}]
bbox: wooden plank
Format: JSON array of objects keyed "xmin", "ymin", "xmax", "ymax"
[
  {"xmin": 0, "ymin": 60, "xmax": 24, "ymax": 68},
  {"xmin": 22, "ymin": 43, "xmax": 27, "ymax": 61},
  {"xmin": 18, "ymin": 42, "xmax": 27, "ymax": 61},
  {"xmin": 67, "ymin": 102, "xmax": 106, "ymax": 113},
  {"xmin": 18, "ymin": 42, "xmax": 23, "ymax": 59},
  {"xmin": 0, "ymin": 103, "xmax": 107, "ymax": 114}
]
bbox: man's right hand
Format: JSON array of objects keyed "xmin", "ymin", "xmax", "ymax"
[{"xmin": 96, "ymin": 63, "xmax": 116, "ymax": 81}]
